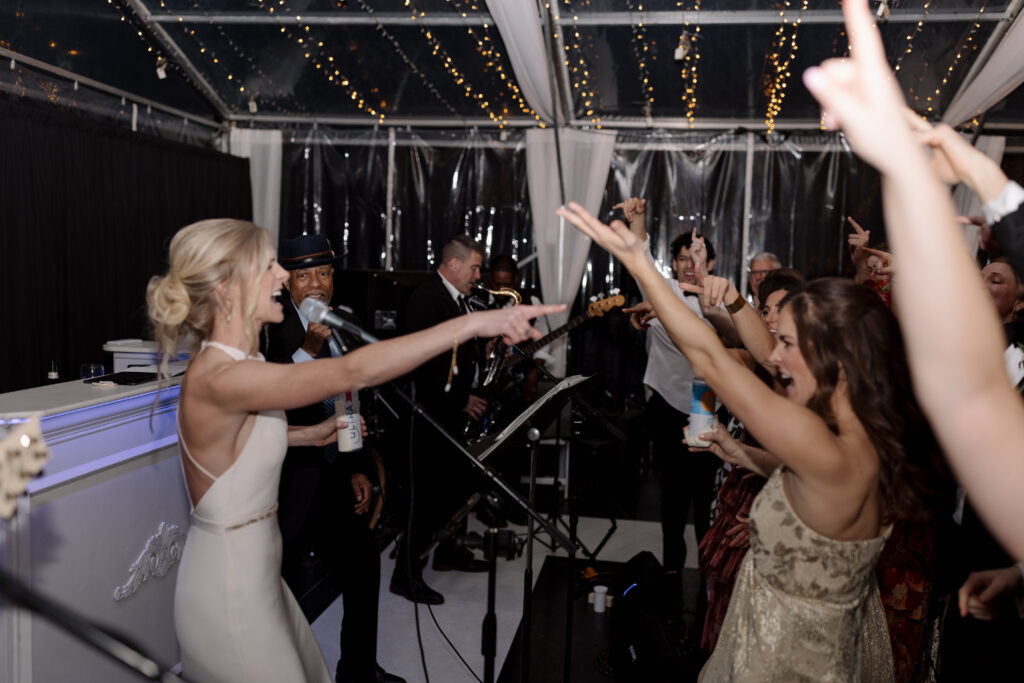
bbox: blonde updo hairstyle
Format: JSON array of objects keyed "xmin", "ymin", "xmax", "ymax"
[{"xmin": 147, "ymin": 219, "xmax": 272, "ymax": 377}]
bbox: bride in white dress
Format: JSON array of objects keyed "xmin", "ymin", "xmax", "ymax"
[{"xmin": 147, "ymin": 219, "xmax": 561, "ymax": 683}]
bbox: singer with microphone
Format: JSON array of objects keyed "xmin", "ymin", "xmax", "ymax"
[{"xmin": 262, "ymin": 234, "xmax": 405, "ymax": 683}]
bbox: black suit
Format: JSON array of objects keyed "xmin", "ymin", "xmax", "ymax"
[
  {"xmin": 263, "ymin": 298, "xmax": 380, "ymax": 683},
  {"xmin": 992, "ymin": 205, "xmax": 1024, "ymax": 280},
  {"xmin": 395, "ymin": 272, "xmax": 481, "ymax": 575},
  {"xmin": 406, "ymin": 272, "xmax": 480, "ymax": 431}
]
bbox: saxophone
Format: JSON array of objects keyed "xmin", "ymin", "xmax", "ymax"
[
  {"xmin": 470, "ymin": 282, "xmax": 523, "ymax": 307},
  {"xmin": 464, "ymin": 283, "xmax": 522, "ymax": 441},
  {"xmin": 470, "ymin": 283, "xmax": 522, "ymax": 389}
]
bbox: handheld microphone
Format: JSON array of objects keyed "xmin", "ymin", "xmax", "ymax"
[{"xmin": 300, "ymin": 298, "xmax": 380, "ymax": 345}]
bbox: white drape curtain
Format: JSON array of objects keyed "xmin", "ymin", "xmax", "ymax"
[
  {"xmin": 527, "ymin": 127, "xmax": 617, "ymax": 376},
  {"xmin": 954, "ymin": 134, "xmax": 1006, "ymax": 255},
  {"xmin": 942, "ymin": 11, "xmax": 1024, "ymax": 127},
  {"xmin": 484, "ymin": 0, "xmax": 556, "ymax": 124},
  {"xmin": 228, "ymin": 127, "xmax": 283, "ymax": 246}
]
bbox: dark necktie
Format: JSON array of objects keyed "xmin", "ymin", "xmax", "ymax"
[
  {"xmin": 315, "ymin": 340, "xmax": 338, "ymax": 464},
  {"xmin": 458, "ymin": 294, "xmax": 471, "ymax": 315}
]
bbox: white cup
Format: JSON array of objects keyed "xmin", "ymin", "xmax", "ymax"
[{"xmin": 593, "ymin": 584, "xmax": 608, "ymax": 613}]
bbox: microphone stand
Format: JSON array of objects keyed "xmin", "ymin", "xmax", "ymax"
[
  {"xmin": 327, "ymin": 319, "xmax": 582, "ymax": 681},
  {"xmin": 326, "ymin": 320, "xmax": 576, "ymax": 553},
  {"xmin": 498, "ymin": 340, "xmax": 626, "ymax": 683}
]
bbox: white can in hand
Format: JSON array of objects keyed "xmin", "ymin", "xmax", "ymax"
[
  {"xmin": 685, "ymin": 378, "xmax": 718, "ymax": 448},
  {"xmin": 337, "ymin": 391, "xmax": 363, "ymax": 452}
]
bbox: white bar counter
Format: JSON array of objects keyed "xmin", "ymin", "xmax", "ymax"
[{"xmin": 1, "ymin": 375, "xmax": 187, "ymax": 683}]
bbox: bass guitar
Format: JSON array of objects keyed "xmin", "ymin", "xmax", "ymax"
[{"xmin": 464, "ymin": 292, "xmax": 625, "ymax": 442}]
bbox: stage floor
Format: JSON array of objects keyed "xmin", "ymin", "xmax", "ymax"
[{"xmin": 312, "ymin": 515, "xmax": 701, "ymax": 683}]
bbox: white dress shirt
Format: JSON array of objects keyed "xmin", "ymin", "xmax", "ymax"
[{"xmin": 638, "ymin": 236, "xmax": 715, "ymax": 414}]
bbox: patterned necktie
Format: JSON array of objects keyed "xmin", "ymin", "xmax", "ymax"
[{"xmin": 316, "ymin": 340, "xmax": 338, "ymax": 464}]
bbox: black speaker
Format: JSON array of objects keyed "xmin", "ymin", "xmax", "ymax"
[
  {"xmin": 334, "ymin": 269, "xmax": 430, "ymax": 339},
  {"xmin": 609, "ymin": 551, "xmax": 701, "ymax": 681}
]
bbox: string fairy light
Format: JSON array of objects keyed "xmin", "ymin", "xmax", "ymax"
[
  {"xmin": 146, "ymin": 0, "xmax": 246, "ymax": 102},
  {"xmin": 676, "ymin": 0, "xmax": 702, "ymax": 125},
  {"xmin": 104, "ymin": 0, "xmax": 164, "ymax": 73},
  {"xmin": 255, "ymin": 0, "xmax": 386, "ymax": 122},
  {"xmin": 893, "ymin": 0, "xmax": 932, "ymax": 74},
  {"xmin": 558, "ymin": 0, "xmax": 601, "ymax": 128},
  {"xmin": 442, "ymin": 0, "xmax": 540, "ymax": 124},
  {"xmin": 402, "ymin": 0, "xmax": 505, "ymax": 126},
  {"xmin": 925, "ymin": 2, "xmax": 988, "ymax": 115},
  {"xmin": 625, "ymin": 1, "xmax": 655, "ymax": 115},
  {"xmin": 173, "ymin": 0, "xmax": 307, "ymax": 114},
  {"xmin": 900, "ymin": 0, "xmax": 987, "ymax": 115},
  {"xmin": 349, "ymin": 0, "xmax": 462, "ymax": 120},
  {"xmin": 102, "ymin": 0, "xmax": 217, "ymax": 121},
  {"xmin": 763, "ymin": 0, "xmax": 809, "ymax": 134}
]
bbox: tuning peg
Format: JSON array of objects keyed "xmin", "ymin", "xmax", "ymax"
[
  {"xmin": 0, "ymin": 494, "xmax": 14, "ymax": 519},
  {"xmin": 609, "ymin": 287, "xmax": 621, "ymax": 296}
]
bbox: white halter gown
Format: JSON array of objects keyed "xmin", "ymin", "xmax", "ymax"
[{"xmin": 174, "ymin": 341, "xmax": 332, "ymax": 683}]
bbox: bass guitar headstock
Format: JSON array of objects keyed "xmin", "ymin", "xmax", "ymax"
[
  {"xmin": 0, "ymin": 417, "xmax": 51, "ymax": 519},
  {"xmin": 586, "ymin": 290, "xmax": 626, "ymax": 317}
]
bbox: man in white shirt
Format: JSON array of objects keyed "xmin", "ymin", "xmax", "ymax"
[{"xmin": 617, "ymin": 197, "xmax": 728, "ymax": 589}]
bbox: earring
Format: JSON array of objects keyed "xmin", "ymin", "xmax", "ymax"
[{"xmin": 225, "ymin": 301, "xmax": 233, "ymax": 323}]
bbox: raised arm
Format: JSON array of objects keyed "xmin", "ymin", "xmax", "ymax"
[
  {"xmin": 910, "ymin": 118, "xmax": 1024, "ymax": 275},
  {"xmin": 847, "ymin": 217, "xmax": 874, "ymax": 284},
  {"xmin": 803, "ymin": 0, "xmax": 1024, "ymax": 559},
  {"xmin": 199, "ymin": 304, "xmax": 564, "ymax": 414},
  {"xmin": 557, "ymin": 203, "xmax": 846, "ymax": 481},
  {"xmin": 682, "ymin": 275, "xmax": 777, "ymax": 370}
]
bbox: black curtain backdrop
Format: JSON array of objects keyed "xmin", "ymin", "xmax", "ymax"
[
  {"xmin": 0, "ymin": 95, "xmax": 252, "ymax": 392},
  {"xmin": 277, "ymin": 127, "xmax": 888, "ymax": 414}
]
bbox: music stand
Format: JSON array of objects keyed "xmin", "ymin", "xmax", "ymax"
[
  {"xmin": 468, "ymin": 374, "xmax": 592, "ymax": 464},
  {"xmin": 462, "ymin": 375, "xmax": 591, "ymax": 683}
]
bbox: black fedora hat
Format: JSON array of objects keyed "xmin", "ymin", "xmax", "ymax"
[{"xmin": 279, "ymin": 234, "xmax": 342, "ymax": 271}]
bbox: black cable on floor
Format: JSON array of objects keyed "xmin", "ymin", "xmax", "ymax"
[
  {"xmin": 427, "ymin": 603, "xmax": 484, "ymax": 683},
  {"xmin": 403, "ymin": 387, "xmax": 431, "ymax": 683}
]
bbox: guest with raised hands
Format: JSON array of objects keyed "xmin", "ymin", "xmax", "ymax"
[
  {"xmin": 558, "ymin": 191, "xmax": 947, "ymax": 679},
  {"xmin": 848, "ymin": 217, "xmax": 874, "ymax": 283},
  {"xmin": 610, "ymin": 197, "xmax": 729, "ymax": 631},
  {"xmin": 678, "ymin": 267, "xmax": 804, "ymax": 377},
  {"xmin": 802, "ymin": 0, "xmax": 1024, "ymax": 563},
  {"xmin": 846, "ymin": 218, "xmax": 895, "ymax": 306}
]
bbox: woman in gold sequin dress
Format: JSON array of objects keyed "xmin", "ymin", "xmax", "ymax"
[{"xmin": 556, "ymin": 214, "xmax": 939, "ymax": 680}]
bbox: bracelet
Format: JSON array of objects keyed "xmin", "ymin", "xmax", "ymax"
[
  {"xmin": 725, "ymin": 294, "xmax": 746, "ymax": 314},
  {"xmin": 444, "ymin": 339, "xmax": 459, "ymax": 393}
]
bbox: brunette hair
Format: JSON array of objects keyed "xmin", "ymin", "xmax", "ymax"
[
  {"xmin": 781, "ymin": 278, "xmax": 946, "ymax": 522},
  {"xmin": 670, "ymin": 231, "xmax": 716, "ymax": 262},
  {"xmin": 758, "ymin": 268, "xmax": 805, "ymax": 308}
]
